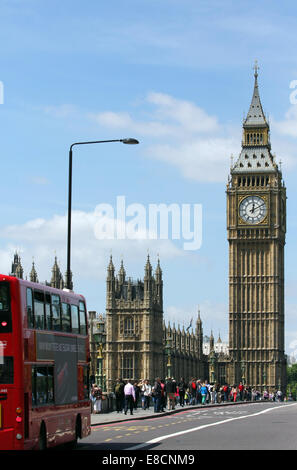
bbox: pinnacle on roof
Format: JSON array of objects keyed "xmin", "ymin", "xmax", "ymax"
[{"xmin": 243, "ymin": 60, "xmax": 268, "ymax": 129}]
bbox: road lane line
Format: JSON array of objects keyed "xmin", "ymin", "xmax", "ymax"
[{"xmin": 126, "ymin": 403, "xmax": 297, "ymax": 450}]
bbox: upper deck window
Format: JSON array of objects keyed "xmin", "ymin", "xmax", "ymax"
[
  {"xmin": 0, "ymin": 282, "xmax": 12, "ymax": 333},
  {"xmin": 79, "ymin": 301, "xmax": 87, "ymax": 335},
  {"xmin": 51, "ymin": 294, "xmax": 61, "ymax": 331}
]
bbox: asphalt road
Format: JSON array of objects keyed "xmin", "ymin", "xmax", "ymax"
[{"xmin": 76, "ymin": 402, "xmax": 297, "ymax": 451}]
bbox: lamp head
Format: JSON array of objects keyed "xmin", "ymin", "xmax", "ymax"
[{"xmin": 121, "ymin": 138, "xmax": 139, "ymax": 145}]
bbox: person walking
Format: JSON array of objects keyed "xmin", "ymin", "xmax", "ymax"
[
  {"xmin": 166, "ymin": 377, "xmax": 176, "ymax": 410},
  {"xmin": 196, "ymin": 380, "xmax": 202, "ymax": 404},
  {"xmin": 152, "ymin": 378, "xmax": 162, "ymax": 412},
  {"xmin": 232, "ymin": 385, "xmax": 237, "ymax": 402},
  {"xmin": 189, "ymin": 378, "xmax": 197, "ymax": 405},
  {"xmin": 160, "ymin": 379, "xmax": 166, "ymax": 412},
  {"xmin": 133, "ymin": 381, "xmax": 140, "ymax": 409},
  {"xmin": 178, "ymin": 377, "xmax": 186, "ymax": 407},
  {"xmin": 238, "ymin": 382, "xmax": 244, "ymax": 401},
  {"xmin": 124, "ymin": 379, "xmax": 136, "ymax": 415},
  {"xmin": 141, "ymin": 380, "xmax": 152, "ymax": 410},
  {"xmin": 92, "ymin": 385, "xmax": 102, "ymax": 414},
  {"xmin": 200, "ymin": 383, "xmax": 208, "ymax": 405},
  {"xmin": 114, "ymin": 378, "xmax": 125, "ymax": 413}
]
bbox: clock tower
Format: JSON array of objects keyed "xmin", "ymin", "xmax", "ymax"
[{"xmin": 227, "ymin": 64, "xmax": 287, "ymax": 392}]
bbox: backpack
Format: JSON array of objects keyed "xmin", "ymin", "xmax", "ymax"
[{"xmin": 115, "ymin": 383, "xmax": 122, "ymax": 394}]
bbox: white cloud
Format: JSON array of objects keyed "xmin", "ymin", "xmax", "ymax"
[
  {"xmin": 0, "ymin": 209, "xmax": 183, "ymax": 284},
  {"xmin": 89, "ymin": 91, "xmax": 240, "ymax": 183}
]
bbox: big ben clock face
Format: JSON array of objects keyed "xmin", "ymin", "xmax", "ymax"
[{"xmin": 239, "ymin": 195, "xmax": 267, "ymax": 224}]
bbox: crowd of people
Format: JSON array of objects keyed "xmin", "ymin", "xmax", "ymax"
[{"xmin": 88, "ymin": 377, "xmax": 288, "ymax": 415}]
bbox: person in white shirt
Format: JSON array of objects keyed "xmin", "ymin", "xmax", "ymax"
[
  {"xmin": 124, "ymin": 380, "xmax": 136, "ymax": 415},
  {"xmin": 141, "ymin": 380, "xmax": 152, "ymax": 410}
]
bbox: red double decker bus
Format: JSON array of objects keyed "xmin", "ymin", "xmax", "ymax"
[{"xmin": 0, "ymin": 274, "xmax": 91, "ymax": 450}]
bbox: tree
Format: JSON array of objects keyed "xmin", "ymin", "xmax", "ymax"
[{"xmin": 286, "ymin": 364, "xmax": 297, "ymax": 400}]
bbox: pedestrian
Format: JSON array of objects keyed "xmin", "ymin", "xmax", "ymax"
[
  {"xmin": 238, "ymin": 382, "xmax": 244, "ymax": 401},
  {"xmin": 152, "ymin": 377, "xmax": 162, "ymax": 412},
  {"xmin": 189, "ymin": 378, "xmax": 197, "ymax": 405},
  {"xmin": 141, "ymin": 379, "xmax": 152, "ymax": 410},
  {"xmin": 200, "ymin": 382, "xmax": 208, "ymax": 405},
  {"xmin": 160, "ymin": 379, "xmax": 166, "ymax": 411},
  {"xmin": 93, "ymin": 385, "xmax": 102, "ymax": 414},
  {"xmin": 223, "ymin": 384, "xmax": 229, "ymax": 402},
  {"xmin": 276, "ymin": 389, "xmax": 283, "ymax": 402},
  {"xmin": 114, "ymin": 378, "xmax": 125, "ymax": 413},
  {"xmin": 133, "ymin": 381, "xmax": 140, "ymax": 409},
  {"xmin": 166, "ymin": 377, "xmax": 176, "ymax": 410},
  {"xmin": 196, "ymin": 379, "xmax": 202, "ymax": 404},
  {"xmin": 90, "ymin": 384, "xmax": 96, "ymax": 413},
  {"xmin": 210, "ymin": 384, "xmax": 216, "ymax": 404},
  {"xmin": 124, "ymin": 379, "xmax": 136, "ymax": 415},
  {"xmin": 178, "ymin": 377, "xmax": 186, "ymax": 407},
  {"xmin": 232, "ymin": 385, "xmax": 237, "ymax": 402}
]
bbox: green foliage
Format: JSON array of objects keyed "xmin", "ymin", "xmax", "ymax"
[{"xmin": 287, "ymin": 364, "xmax": 297, "ymax": 399}]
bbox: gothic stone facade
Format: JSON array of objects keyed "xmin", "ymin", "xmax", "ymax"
[{"xmin": 104, "ymin": 256, "xmax": 227, "ymax": 393}]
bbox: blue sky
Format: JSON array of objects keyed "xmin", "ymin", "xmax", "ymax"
[{"xmin": 1, "ymin": 0, "xmax": 297, "ymax": 358}]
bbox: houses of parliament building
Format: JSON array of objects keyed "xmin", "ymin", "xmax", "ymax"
[{"xmin": 9, "ymin": 65, "xmax": 287, "ymax": 393}]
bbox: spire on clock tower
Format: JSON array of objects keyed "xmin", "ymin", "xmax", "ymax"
[
  {"xmin": 231, "ymin": 62, "xmax": 280, "ymax": 174},
  {"xmin": 244, "ymin": 60, "xmax": 268, "ymax": 129}
]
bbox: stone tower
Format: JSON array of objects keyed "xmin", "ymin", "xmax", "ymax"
[
  {"xmin": 105, "ymin": 255, "xmax": 164, "ymax": 392},
  {"xmin": 226, "ymin": 63, "xmax": 287, "ymax": 391},
  {"xmin": 50, "ymin": 256, "xmax": 64, "ymax": 289},
  {"xmin": 10, "ymin": 252, "xmax": 23, "ymax": 279}
]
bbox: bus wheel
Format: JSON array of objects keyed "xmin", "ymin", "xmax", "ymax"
[{"xmin": 38, "ymin": 422, "xmax": 47, "ymax": 450}]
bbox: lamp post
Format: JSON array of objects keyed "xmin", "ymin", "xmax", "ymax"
[
  {"xmin": 93, "ymin": 316, "xmax": 106, "ymax": 390},
  {"xmin": 66, "ymin": 138, "xmax": 139, "ymax": 289},
  {"xmin": 165, "ymin": 335, "xmax": 173, "ymax": 379},
  {"xmin": 210, "ymin": 351, "xmax": 216, "ymax": 383},
  {"xmin": 240, "ymin": 359, "xmax": 246, "ymax": 386}
]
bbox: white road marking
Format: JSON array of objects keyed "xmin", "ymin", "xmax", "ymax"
[{"xmin": 126, "ymin": 403, "xmax": 297, "ymax": 450}]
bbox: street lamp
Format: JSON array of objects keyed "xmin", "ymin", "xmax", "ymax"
[
  {"xmin": 66, "ymin": 138, "xmax": 139, "ymax": 289},
  {"xmin": 165, "ymin": 335, "xmax": 173, "ymax": 378},
  {"xmin": 240, "ymin": 359, "xmax": 246, "ymax": 385}
]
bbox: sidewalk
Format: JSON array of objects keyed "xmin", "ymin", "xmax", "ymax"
[{"xmin": 91, "ymin": 400, "xmax": 257, "ymax": 426}]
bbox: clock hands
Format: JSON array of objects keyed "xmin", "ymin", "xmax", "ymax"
[{"xmin": 251, "ymin": 201, "xmax": 266, "ymax": 213}]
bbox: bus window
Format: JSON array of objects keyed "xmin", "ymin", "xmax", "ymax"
[
  {"xmin": 45, "ymin": 293, "xmax": 51, "ymax": 330},
  {"xmin": 71, "ymin": 305, "xmax": 79, "ymax": 334},
  {"xmin": 32, "ymin": 366, "xmax": 54, "ymax": 406},
  {"xmin": 0, "ymin": 283, "xmax": 9, "ymax": 310},
  {"xmin": 0, "ymin": 356, "xmax": 13, "ymax": 384},
  {"xmin": 79, "ymin": 301, "xmax": 87, "ymax": 335},
  {"xmin": 26, "ymin": 288, "xmax": 34, "ymax": 328},
  {"xmin": 83, "ymin": 366, "xmax": 89, "ymax": 400},
  {"xmin": 34, "ymin": 291, "xmax": 45, "ymax": 330},
  {"xmin": 61, "ymin": 303, "xmax": 71, "ymax": 332},
  {"xmin": 0, "ymin": 282, "xmax": 12, "ymax": 333},
  {"xmin": 51, "ymin": 294, "xmax": 61, "ymax": 331}
]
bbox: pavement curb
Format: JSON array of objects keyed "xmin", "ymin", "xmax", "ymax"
[{"xmin": 91, "ymin": 400, "xmax": 261, "ymax": 427}]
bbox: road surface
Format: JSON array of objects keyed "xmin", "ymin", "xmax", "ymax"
[{"xmin": 76, "ymin": 401, "xmax": 297, "ymax": 451}]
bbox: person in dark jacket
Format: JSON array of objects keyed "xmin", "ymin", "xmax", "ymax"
[
  {"xmin": 166, "ymin": 377, "xmax": 177, "ymax": 410},
  {"xmin": 178, "ymin": 377, "xmax": 186, "ymax": 407},
  {"xmin": 114, "ymin": 378, "xmax": 125, "ymax": 413},
  {"xmin": 152, "ymin": 378, "xmax": 162, "ymax": 412}
]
